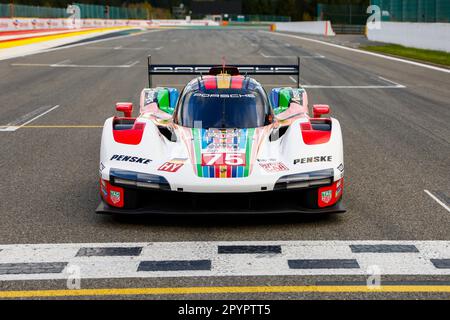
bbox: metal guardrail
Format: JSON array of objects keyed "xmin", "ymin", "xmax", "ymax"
[{"xmin": 332, "ymin": 24, "xmax": 366, "ymax": 35}]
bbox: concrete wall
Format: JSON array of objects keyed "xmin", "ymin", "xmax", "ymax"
[
  {"xmin": 273, "ymin": 21, "xmax": 335, "ymax": 37},
  {"xmin": 367, "ymin": 22, "xmax": 450, "ymax": 53}
]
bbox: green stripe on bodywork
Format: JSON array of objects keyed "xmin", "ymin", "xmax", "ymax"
[
  {"xmin": 157, "ymin": 89, "xmax": 170, "ymax": 113},
  {"xmin": 279, "ymin": 88, "xmax": 291, "ymax": 108},
  {"xmin": 244, "ymin": 128, "xmax": 255, "ymax": 177},
  {"xmin": 192, "ymin": 128, "xmax": 203, "ymax": 177}
]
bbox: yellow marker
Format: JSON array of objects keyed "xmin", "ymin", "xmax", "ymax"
[
  {"xmin": 217, "ymin": 73, "xmax": 231, "ymax": 89},
  {"xmin": 1, "ymin": 285, "xmax": 450, "ymax": 298}
]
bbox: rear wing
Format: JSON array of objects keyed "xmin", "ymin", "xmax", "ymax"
[{"xmin": 147, "ymin": 55, "xmax": 301, "ymax": 88}]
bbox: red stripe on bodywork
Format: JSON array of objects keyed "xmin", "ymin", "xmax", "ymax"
[
  {"xmin": 214, "ymin": 165, "xmax": 220, "ymax": 178},
  {"xmin": 227, "ymin": 165, "xmax": 232, "ymax": 178},
  {"xmin": 204, "ymin": 76, "xmax": 217, "ymax": 90},
  {"xmin": 231, "ymin": 76, "xmax": 244, "ymax": 89}
]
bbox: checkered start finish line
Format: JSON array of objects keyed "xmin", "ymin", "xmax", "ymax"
[{"xmin": 0, "ymin": 241, "xmax": 449, "ymax": 281}]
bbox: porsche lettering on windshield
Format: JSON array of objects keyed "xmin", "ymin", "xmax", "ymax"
[{"xmin": 193, "ymin": 93, "xmax": 256, "ymax": 98}]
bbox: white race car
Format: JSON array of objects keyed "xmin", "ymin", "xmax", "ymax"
[{"xmin": 97, "ymin": 59, "xmax": 345, "ymax": 214}]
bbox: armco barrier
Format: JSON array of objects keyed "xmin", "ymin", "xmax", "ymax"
[
  {"xmin": 367, "ymin": 22, "xmax": 450, "ymax": 53},
  {"xmin": 272, "ymin": 21, "xmax": 335, "ymax": 37},
  {"xmin": 0, "ymin": 18, "xmax": 218, "ymax": 32}
]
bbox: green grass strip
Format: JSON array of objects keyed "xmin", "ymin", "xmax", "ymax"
[{"xmin": 361, "ymin": 44, "xmax": 450, "ymax": 67}]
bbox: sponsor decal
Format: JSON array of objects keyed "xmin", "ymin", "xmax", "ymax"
[
  {"xmin": 337, "ymin": 163, "xmax": 344, "ymax": 172},
  {"xmin": 110, "ymin": 190, "xmax": 121, "ymax": 205},
  {"xmin": 110, "ymin": 155, "xmax": 152, "ymax": 165},
  {"xmin": 257, "ymin": 158, "xmax": 277, "ymax": 163},
  {"xmin": 158, "ymin": 160, "xmax": 185, "ymax": 173},
  {"xmin": 321, "ymin": 190, "xmax": 333, "ymax": 204},
  {"xmin": 99, "ymin": 162, "xmax": 105, "ymax": 175},
  {"xmin": 294, "ymin": 156, "xmax": 332, "ymax": 165},
  {"xmin": 259, "ymin": 162, "xmax": 289, "ymax": 173}
]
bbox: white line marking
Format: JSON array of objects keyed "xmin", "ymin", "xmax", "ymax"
[
  {"xmin": 261, "ymin": 31, "xmax": 450, "ymax": 74},
  {"xmin": 278, "ymin": 75, "xmax": 404, "ymax": 89},
  {"xmin": 51, "ymin": 59, "xmax": 71, "ymax": 66},
  {"xmin": 0, "ymin": 241, "xmax": 449, "ymax": 281},
  {"xmin": 377, "ymin": 76, "xmax": 406, "ymax": 88},
  {"xmin": 124, "ymin": 60, "xmax": 140, "ymax": 67},
  {"xmin": 11, "ymin": 61, "xmax": 140, "ymax": 68},
  {"xmin": 302, "ymin": 85, "xmax": 403, "ymax": 89},
  {"xmin": 0, "ymin": 105, "xmax": 60, "ymax": 132},
  {"xmin": 86, "ymin": 46, "xmax": 162, "ymax": 51},
  {"xmin": 0, "ymin": 126, "xmax": 17, "ymax": 132},
  {"xmin": 425, "ymin": 190, "xmax": 450, "ymax": 213},
  {"xmin": 259, "ymin": 51, "xmax": 325, "ymax": 59}
]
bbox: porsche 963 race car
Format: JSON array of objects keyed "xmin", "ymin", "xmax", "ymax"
[{"xmin": 97, "ymin": 57, "xmax": 345, "ymax": 214}]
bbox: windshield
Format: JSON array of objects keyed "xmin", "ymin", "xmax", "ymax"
[{"xmin": 177, "ymin": 88, "xmax": 270, "ymax": 129}]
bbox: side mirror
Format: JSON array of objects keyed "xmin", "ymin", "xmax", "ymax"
[
  {"xmin": 271, "ymin": 87, "xmax": 304, "ymax": 115},
  {"xmin": 157, "ymin": 88, "xmax": 179, "ymax": 115},
  {"xmin": 313, "ymin": 104, "xmax": 330, "ymax": 118},
  {"xmin": 116, "ymin": 102, "xmax": 133, "ymax": 118}
]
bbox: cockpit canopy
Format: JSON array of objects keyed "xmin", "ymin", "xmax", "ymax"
[{"xmin": 174, "ymin": 75, "xmax": 272, "ymax": 129}]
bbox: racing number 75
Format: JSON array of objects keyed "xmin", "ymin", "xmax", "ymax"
[{"xmin": 202, "ymin": 153, "xmax": 246, "ymax": 166}]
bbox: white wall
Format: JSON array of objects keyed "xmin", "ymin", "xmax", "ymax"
[
  {"xmin": 273, "ymin": 21, "xmax": 335, "ymax": 37},
  {"xmin": 367, "ymin": 22, "xmax": 450, "ymax": 53}
]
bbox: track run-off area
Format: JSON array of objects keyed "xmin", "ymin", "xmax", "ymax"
[{"xmin": 0, "ymin": 28, "xmax": 449, "ymax": 299}]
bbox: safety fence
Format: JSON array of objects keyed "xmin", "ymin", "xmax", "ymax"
[
  {"xmin": 228, "ymin": 14, "xmax": 291, "ymax": 22},
  {"xmin": 0, "ymin": 3, "xmax": 150, "ymax": 20},
  {"xmin": 370, "ymin": 0, "xmax": 450, "ymax": 22},
  {"xmin": 73, "ymin": 3, "xmax": 149, "ymax": 20},
  {"xmin": 0, "ymin": 3, "xmax": 67, "ymax": 18},
  {"xmin": 317, "ymin": 4, "xmax": 368, "ymax": 25}
]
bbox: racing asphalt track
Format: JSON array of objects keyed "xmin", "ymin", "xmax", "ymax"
[{"xmin": 0, "ymin": 28, "xmax": 449, "ymax": 299}]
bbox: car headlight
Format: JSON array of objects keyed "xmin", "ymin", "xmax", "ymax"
[
  {"xmin": 274, "ymin": 168, "xmax": 334, "ymax": 190},
  {"xmin": 110, "ymin": 168, "xmax": 171, "ymax": 191}
]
